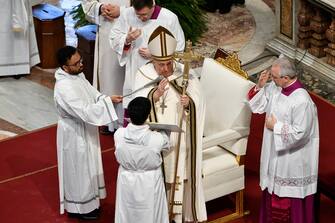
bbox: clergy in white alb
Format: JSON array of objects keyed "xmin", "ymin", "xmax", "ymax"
[
  {"xmin": 82, "ymin": 0, "xmax": 130, "ymax": 131},
  {"xmin": 247, "ymin": 57, "xmax": 319, "ymax": 223},
  {"xmin": 114, "ymin": 96, "xmax": 171, "ymax": 223},
  {"xmin": 54, "ymin": 46, "xmax": 122, "ymax": 218},
  {"xmin": 109, "ymin": 0, "xmax": 185, "ymax": 108},
  {"xmin": 0, "ymin": 0, "xmax": 40, "ymax": 76},
  {"xmin": 132, "ymin": 26, "xmax": 207, "ymax": 222}
]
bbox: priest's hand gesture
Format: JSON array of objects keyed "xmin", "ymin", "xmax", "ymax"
[
  {"xmin": 153, "ymin": 78, "xmax": 168, "ymax": 102},
  {"xmin": 125, "ymin": 27, "xmax": 141, "ymax": 45},
  {"xmin": 111, "ymin": 95, "xmax": 123, "ymax": 103},
  {"xmin": 257, "ymin": 69, "xmax": 270, "ymax": 89}
]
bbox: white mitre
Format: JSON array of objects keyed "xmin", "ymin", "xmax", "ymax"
[{"xmin": 148, "ymin": 26, "xmax": 177, "ymax": 61}]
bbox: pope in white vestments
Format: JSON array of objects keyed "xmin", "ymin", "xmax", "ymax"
[
  {"xmin": 132, "ymin": 26, "xmax": 207, "ymax": 222},
  {"xmin": 82, "ymin": 0, "xmax": 130, "ymax": 131},
  {"xmin": 114, "ymin": 96, "xmax": 171, "ymax": 223},
  {"xmin": 54, "ymin": 46, "xmax": 122, "ymax": 219},
  {"xmin": 0, "ymin": 0, "xmax": 40, "ymax": 76},
  {"xmin": 247, "ymin": 57, "xmax": 319, "ymax": 223},
  {"xmin": 109, "ymin": 0, "xmax": 185, "ymax": 108}
]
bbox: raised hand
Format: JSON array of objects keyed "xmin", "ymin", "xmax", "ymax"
[
  {"xmin": 153, "ymin": 78, "xmax": 169, "ymax": 102},
  {"xmin": 257, "ymin": 69, "xmax": 271, "ymax": 89},
  {"xmin": 125, "ymin": 27, "xmax": 141, "ymax": 45}
]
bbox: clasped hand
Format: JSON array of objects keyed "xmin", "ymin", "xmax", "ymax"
[{"xmin": 101, "ymin": 4, "xmax": 120, "ymax": 21}]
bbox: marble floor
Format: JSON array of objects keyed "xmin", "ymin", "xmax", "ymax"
[{"xmin": 1, "ymin": 0, "xmax": 334, "ymax": 140}]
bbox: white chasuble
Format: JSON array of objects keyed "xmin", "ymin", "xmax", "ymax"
[
  {"xmin": 82, "ymin": 0, "xmax": 130, "ymax": 130},
  {"xmin": 249, "ymin": 81, "xmax": 319, "ymax": 198},
  {"xmin": 133, "ymin": 62, "xmax": 207, "ymax": 222},
  {"xmin": 0, "ymin": 0, "xmax": 40, "ymax": 76},
  {"xmin": 114, "ymin": 124, "xmax": 170, "ymax": 223},
  {"xmin": 54, "ymin": 68, "xmax": 118, "ymax": 214},
  {"xmin": 109, "ymin": 6, "xmax": 185, "ymax": 108}
]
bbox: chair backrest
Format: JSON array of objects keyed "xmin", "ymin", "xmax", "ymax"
[{"xmin": 200, "ymin": 58, "xmax": 254, "ymax": 145}]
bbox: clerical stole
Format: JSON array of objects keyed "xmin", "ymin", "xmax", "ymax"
[{"xmin": 147, "ymin": 80, "xmax": 198, "ymax": 222}]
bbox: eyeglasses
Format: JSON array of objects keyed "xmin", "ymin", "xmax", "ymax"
[
  {"xmin": 135, "ymin": 7, "xmax": 154, "ymax": 19},
  {"xmin": 67, "ymin": 57, "xmax": 83, "ymax": 67}
]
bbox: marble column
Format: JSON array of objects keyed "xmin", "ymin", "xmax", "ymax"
[
  {"xmin": 308, "ymin": 8, "xmax": 330, "ymax": 58},
  {"xmin": 325, "ymin": 18, "xmax": 335, "ymax": 66},
  {"xmin": 266, "ymin": 0, "xmax": 335, "ymax": 83},
  {"xmin": 297, "ymin": 0, "xmax": 313, "ymax": 49}
]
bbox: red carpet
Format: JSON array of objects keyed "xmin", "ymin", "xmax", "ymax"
[{"xmin": 0, "ymin": 92, "xmax": 334, "ymax": 222}]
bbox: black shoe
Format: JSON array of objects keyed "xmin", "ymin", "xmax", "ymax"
[
  {"xmin": 68, "ymin": 212, "xmax": 81, "ymax": 218},
  {"xmin": 67, "ymin": 209, "xmax": 100, "ymax": 220},
  {"xmin": 80, "ymin": 209, "xmax": 99, "ymax": 220}
]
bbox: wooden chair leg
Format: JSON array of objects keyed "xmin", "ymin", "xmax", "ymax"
[{"xmin": 209, "ymin": 190, "xmax": 250, "ymax": 223}]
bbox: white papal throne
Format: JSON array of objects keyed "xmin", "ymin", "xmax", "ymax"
[{"xmin": 200, "ymin": 56, "xmax": 255, "ymax": 222}]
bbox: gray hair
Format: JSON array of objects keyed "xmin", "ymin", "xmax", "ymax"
[{"xmin": 272, "ymin": 57, "xmax": 297, "ymax": 78}]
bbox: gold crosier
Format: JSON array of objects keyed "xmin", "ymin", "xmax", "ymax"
[{"xmin": 168, "ymin": 40, "xmax": 203, "ymax": 222}]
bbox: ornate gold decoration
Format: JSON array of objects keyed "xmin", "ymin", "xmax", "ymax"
[
  {"xmin": 175, "ymin": 176, "xmax": 182, "ymax": 191},
  {"xmin": 215, "ymin": 52, "xmax": 249, "ymax": 79},
  {"xmin": 169, "ymin": 40, "xmax": 203, "ymax": 222},
  {"xmin": 173, "ymin": 201, "xmax": 183, "ymax": 205}
]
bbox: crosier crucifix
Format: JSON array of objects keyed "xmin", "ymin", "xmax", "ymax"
[{"xmin": 168, "ymin": 40, "xmax": 203, "ymax": 222}]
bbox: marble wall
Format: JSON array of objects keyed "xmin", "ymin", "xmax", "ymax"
[{"xmin": 267, "ymin": 0, "xmax": 335, "ymax": 83}]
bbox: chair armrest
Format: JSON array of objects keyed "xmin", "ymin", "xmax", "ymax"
[{"xmin": 202, "ymin": 127, "xmax": 249, "ymax": 150}]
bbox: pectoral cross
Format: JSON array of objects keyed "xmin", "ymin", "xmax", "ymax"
[{"xmin": 160, "ymin": 100, "xmax": 167, "ymax": 114}]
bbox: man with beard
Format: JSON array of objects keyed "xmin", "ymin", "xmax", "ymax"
[{"xmin": 54, "ymin": 46, "xmax": 122, "ymax": 220}]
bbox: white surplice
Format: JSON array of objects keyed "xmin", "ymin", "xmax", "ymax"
[
  {"xmin": 114, "ymin": 123, "xmax": 170, "ymax": 223},
  {"xmin": 133, "ymin": 62, "xmax": 207, "ymax": 222},
  {"xmin": 54, "ymin": 68, "xmax": 118, "ymax": 214},
  {"xmin": 109, "ymin": 6, "xmax": 185, "ymax": 108},
  {"xmin": 82, "ymin": 0, "xmax": 130, "ymax": 130},
  {"xmin": 0, "ymin": 0, "xmax": 40, "ymax": 76},
  {"xmin": 248, "ymin": 81, "xmax": 319, "ymax": 198}
]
